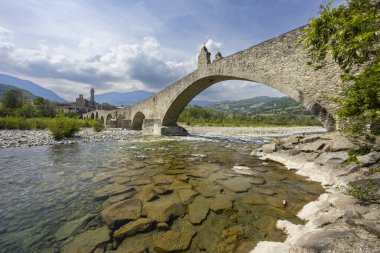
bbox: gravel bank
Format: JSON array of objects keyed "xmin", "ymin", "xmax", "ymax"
[
  {"xmin": 183, "ymin": 125, "xmax": 326, "ymax": 141},
  {"xmin": 0, "ymin": 128, "xmax": 142, "ymax": 149}
]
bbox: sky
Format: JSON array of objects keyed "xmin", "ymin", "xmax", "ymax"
[{"xmin": 0, "ymin": 0, "xmax": 345, "ymax": 102}]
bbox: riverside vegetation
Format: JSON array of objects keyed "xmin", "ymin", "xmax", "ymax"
[{"xmin": 0, "ymin": 89, "xmax": 104, "ymax": 140}]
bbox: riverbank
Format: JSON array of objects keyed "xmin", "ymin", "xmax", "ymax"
[
  {"xmin": 0, "ymin": 126, "xmax": 325, "ymax": 149},
  {"xmin": 184, "ymin": 125, "xmax": 326, "ymax": 141},
  {"xmin": 250, "ymin": 132, "xmax": 380, "ymax": 253},
  {"xmin": 0, "ymin": 128, "xmax": 142, "ymax": 149}
]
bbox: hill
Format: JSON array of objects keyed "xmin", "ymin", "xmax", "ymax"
[
  {"xmin": 0, "ymin": 73, "xmax": 66, "ymax": 102},
  {"xmin": 0, "ymin": 83, "xmax": 37, "ymax": 100},
  {"xmin": 206, "ymin": 96, "xmax": 313, "ymax": 116}
]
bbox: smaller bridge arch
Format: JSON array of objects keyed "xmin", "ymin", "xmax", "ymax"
[
  {"xmin": 95, "ymin": 112, "xmax": 99, "ymax": 119},
  {"xmin": 90, "ymin": 113, "xmax": 95, "ymax": 120},
  {"xmin": 131, "ymin": 112, "xmax": 145, "ymax": 130},
  {"xmin": 100, "ymin": 116, "xmax": 105, "ymax": 124}
]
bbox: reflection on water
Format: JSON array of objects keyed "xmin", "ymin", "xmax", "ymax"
[{"xmin": 0, "ymin": 136, "xmax": 324, "ymax": 253}]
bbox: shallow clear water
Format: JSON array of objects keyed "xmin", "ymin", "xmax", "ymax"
[{"xmin": 0, "ymin": 136, "xmax": 324, "ymax": 253}]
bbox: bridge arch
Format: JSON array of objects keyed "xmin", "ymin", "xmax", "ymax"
[
  {"xmin": 90, "ymin": 113, "xmax": 95, "ymax": 120},
  {"xmin": 131, "ymin": 112, "xmax": 145, "ymax": 130},
  {"xmin": 100, "ymin": 116, "xmax": 105, "ymax": 124},
  {"xmin": 161, "ymin": 75, "xmax": 335, "ymax": 130},
  {"xmin": 106, "ymin": 114, "xmax": 112, "ymax": 124},
  {"xmin": 95, "ymin": 112, "xmax": 99, "ymax": 119}
]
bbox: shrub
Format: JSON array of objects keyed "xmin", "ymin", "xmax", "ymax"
[
  {"xmin": 345, "ymin": 180, "xmax": 379, "ymax": 204},
  {"xmin": 48, "ymin": 117, "xmax": 81, "ymax": 140},
  {"xmin": 92, "ymin": 120, "xmax": 105, "ymax": 132}
]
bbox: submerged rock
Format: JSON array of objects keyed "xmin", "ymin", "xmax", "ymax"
[
  {"xmin": 101, "ymin": 199, "xmax": 142, "ymax": 226},
  {"xmin": 210, "ymin": 194, "xmax": 233, "ymax": 212},
  {"xmin": 153, "ymin": 174, "xmax": 174, "ymax": 185},
  {"xmin": 55, "ymin": 214, "xmax": 95, "ymax": 241},
  {"xmin": 177, "ymin": 188, "xmax": 198, "ymax": 204},
  {"xmin": 195, "ymin": 182, "xmax": 217, "ymax": 198},
  {"xmin": 153, "ymin": 228, "xmax": 196, "ymax": 252},
  {"xmin": 188, "ymin": 196, "xmax": 210, "ymax": 224},
  {"xmin": 94, "ymin": 184, "xmax": 135, "ymax": 200},
  {"xmin": 113, "ymin": 218, "xmax": 154, "ymax": 238},
  {"xmin": 216, "ymin": 178, "xmax": 251, "ymax": 193},
  {"xmin": 61, "ymin": 226, "xmax": 110, "ymax": 253},
  {"xmin": 144, "ymin": 200, "xmax": 186, "ymax": 223}
]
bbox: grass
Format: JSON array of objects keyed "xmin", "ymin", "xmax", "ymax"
[{"xmin": 345, "ymin": 180, "xmax": 379, "ymax": 204}]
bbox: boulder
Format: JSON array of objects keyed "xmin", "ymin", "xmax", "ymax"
[
  {"xmin": 113, "ymin": 218, "xmax": 154, "ymax": 238},
  {"xmin": 188, "ymin": 196, "xmax": 210, "ymax": 224},
  {"xmin": 261, "ymin": 143, "xmax": 277, "ymax": 153},
  {"xmin": 357, "ymin": 152, "xmax": 380, "ymax": 166},
  {"xmin": 329, "ymin": 135, "xmax": 357, "ymax": 151},
  {"xmin": 210, "ymin": 194, "xmax": 233, "ymax": 212},
  {"xmin": 144, "ymin": 200, "xmax": 186, "ymax": 223},
  {"xmin": 299, "ymin": 140, "xmax": 327, "ymax": 152},
  {"xmin": 153, "ymin": 229, "xmax": 196, "ymax": 252},
  {"xmin": 215, "ymin": 178, "xmax": 251, "ymax": 193},
  {"xmin": 101, "ymin": 199, "xmax": 142, "ymax": 226},
  {"xmin": 314, "ymin": 152, "xmax": 349, "ymax": 165}
]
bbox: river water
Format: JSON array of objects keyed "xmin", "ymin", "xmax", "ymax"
[{"xmin": 0, "ymin": 136, "xmax": 324, "ymax": 253}]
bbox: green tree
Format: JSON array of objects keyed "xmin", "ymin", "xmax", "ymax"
[
  {"xmin": 34, "ymin": 97, "xmax": 57, "ymax": 118},
  {"xmin": 1, "ymin": 89, "xmax": 25, "ymax": 110},
  {"xmin": 300, "ymin": 0, "xmax": 380, "ymax": 135}
]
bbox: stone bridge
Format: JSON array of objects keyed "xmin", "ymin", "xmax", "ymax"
[{"xmin": 84, "ymin": 25, "xmax": 344, "ymax": 135}]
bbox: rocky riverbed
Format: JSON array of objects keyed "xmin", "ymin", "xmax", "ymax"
[
  {"xmin": 250, "ymin": 132, "xmax": 380, "ymax": 253},
  {"xmin": 0, "ymin": 128, "xmax": 142, "ymax": 149}
]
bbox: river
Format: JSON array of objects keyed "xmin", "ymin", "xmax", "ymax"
[{"xmin": 0, "ymin": 135, "xmax": 324, "ymax": 253}]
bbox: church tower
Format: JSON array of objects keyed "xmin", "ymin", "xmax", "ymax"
[
  {"xmin": 198, "ymin": 45, "xmax": 211, "ymax": 69},
  {"xmin": 90, "ymin": 87, "xmax": 95, "ymax": 108}
]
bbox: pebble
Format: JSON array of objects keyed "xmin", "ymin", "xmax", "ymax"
[{"xmin": 0, "ymin": 128, "xmax": 142, "ymax": 149}]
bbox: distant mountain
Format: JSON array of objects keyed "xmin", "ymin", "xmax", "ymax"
[
  {"xmin": 95, "ymin": 90, "xmax": 215, "ymax": 107},
  {"xmin": 206, "ymin": 96, "xmax": 313, "ymax": 116},
  {"xmin": 0, "ymin": 73, "xmax": 66, "ymax": 102},
  {"xmin": 0, "ymin": 83, "xmax": 37, "ymax": 100},
  {"xmin": 95, "ymin": 91, "xmax": 155, "ymax": 106}
]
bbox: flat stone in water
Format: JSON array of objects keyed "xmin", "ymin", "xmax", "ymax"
[
  {"xmin": 177, "ymin": 188, "xmax": 198, "ymax": 204},
  {"xmin": 153, "ymin": 228, "xmax": 196, "ymax": 252},
  {"xmin": 210, "ymin": 194, "xmax": 233, "ymax": 212},
  {"xmin": 257, "ymin": 188, "xmax": 276, "ymax": 196},
  {"xmin": 103, "ymin": 190, "xmax": 137, "ymax": 207},
  {"xmin": 240, "ymin": 192, "xmax": 266, "ymax": 205},
  {"xmin": 144, "ymin": 199, "xmax": 186, "ymax": 223},
  {"xmin": 79, "ymin": 172, "xmax": 93, "ymax": 180},
  {"xmin": 129, "ymin": 177, "xmax": 152, "ymax": 186},
  {"xmin": 61, "ymin": 226, "xmax": 109, "ymax": 253},
  {"xmin": 113, "ymin": 218, "xmax": 154, "ymax": 238},
  {"xmin": 135, "ymin": 186, "xmax": 159, "ymax": 202},
  {"xmin": 153, "ymin": 174, "xmax": 174, "ymax": 185},
  {"xmin": 112, "ymin": 232, "xmax": 152, "ymax": 253},
  {"xmin": 111, "ymin": 176, "xmax": 131, "ymax": 184},
  {"xmin": 92, "ymin": 173, "xmax": 113, "ymax": 183},
  {"xmin": 55, "ymin": 214, "xmax": 94, "ymax": 241},
  {"xmin": 216, "ymin": 178, "xmax": 251, "ymax": 193},
  {"xmin": 188, "ymin": 196, "xmax": 210, "ymax": 224},
  {"xmin": 172, "ymin": 180, "xmax": 193, "ymax": 189},
  {"xmin": 94, "ymin": 184, "xmax": 135, "ymax": 200},
  {"xmin": 195, "ymin": 182, "xmax": 217, "ymax": 198},
  {"xmin": 101, "ymin": 199, "xmax": 142, "ymax": 226}
]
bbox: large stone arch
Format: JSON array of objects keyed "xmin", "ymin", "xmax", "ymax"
[
  {"xmin": 131, "ymin": 112, "xmax": 146, "ymax": 130},
  {"xmin": 106, "ymin": 114, "xmax": 112, "ymax": 124},
  {"xmin": 161, "ymin": 75, "xmax": 335, "ymax": 130}
]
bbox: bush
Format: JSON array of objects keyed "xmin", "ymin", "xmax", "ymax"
[
  {"xmin": 92, "ymin": 120, "xmax": 105, "ymax": 132},
  {"xmin": 345, "ymin": 180, "xmax": 379, "ymax": 204},
  {"xmin": 48, "ymin": 117, "xmax": 81, "ymax": 140}
]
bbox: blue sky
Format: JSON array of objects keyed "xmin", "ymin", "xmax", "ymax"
[{"xmin": 0, "ymin": 0, "xmax": 345, "ymax": 101}]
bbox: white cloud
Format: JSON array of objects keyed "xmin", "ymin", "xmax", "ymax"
[
  {"xmin": 204, "ymin": 39, "xmax": 222, "ymax": 55},
  {"xmin": 0, "ymin": 26, "xmax": 196, "ymax": 100}
]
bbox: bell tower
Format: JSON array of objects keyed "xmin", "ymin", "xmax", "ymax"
[
  {"xmin": 90, "ymin": 87, "xmax": 95, "ymax": 108},
  {"xmin": 198, "ymin": 45, "xmax": 211, "ymax": 69}
]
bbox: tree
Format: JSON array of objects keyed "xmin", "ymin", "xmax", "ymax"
[
  {"xmin": 1, "ymin": 89, "xmax": 25, "ymax": 110},
  {"xmin": 300, "ymin": 0, "xmax": 380, "ymax": 135},
  {"xmin": 34, "ymin": 97, "xmax": 57, "ymax": 118}
]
